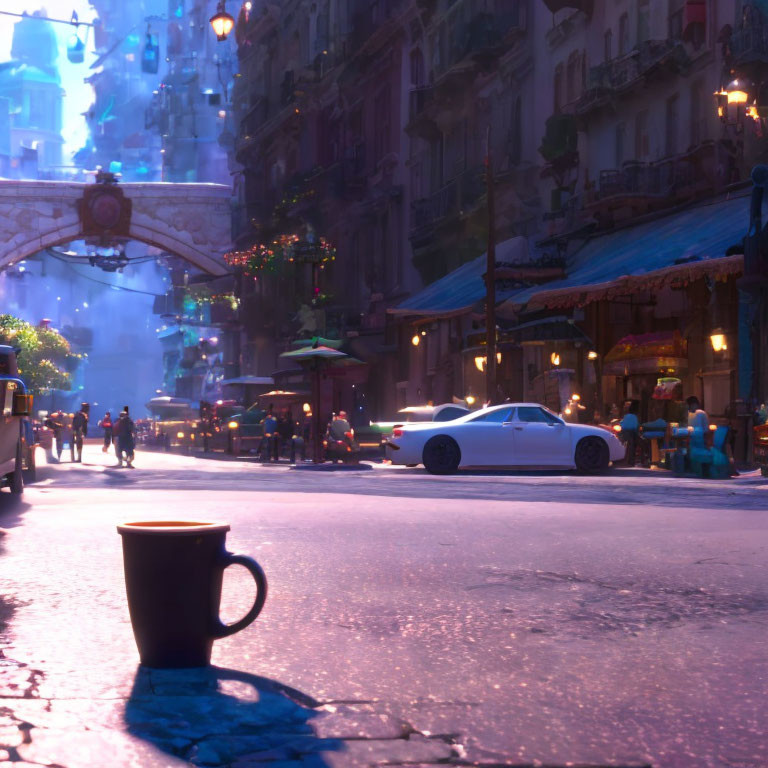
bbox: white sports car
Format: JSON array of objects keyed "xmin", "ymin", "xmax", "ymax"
[{"xmin": 384, "ymin": 403, "xmax": 625, "ymax": 474}]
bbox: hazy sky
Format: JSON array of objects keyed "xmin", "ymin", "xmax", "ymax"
[{"xmin": 0, "ymin": 1, "xmax": 98, "ymax": 163}]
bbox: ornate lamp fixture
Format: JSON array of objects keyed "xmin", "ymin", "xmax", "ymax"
[{"xmin": 209, "ymin": 1, "xmax": 235, "ymax": 41}]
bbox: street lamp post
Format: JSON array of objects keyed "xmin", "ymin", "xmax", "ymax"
[{"xmin": 484, "ymin": 125, "xmax": 497, "ymax": 405}]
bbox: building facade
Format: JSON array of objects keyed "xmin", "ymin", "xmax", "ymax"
[{"xmin": 228, "ymin": 0, "xmax": 764, "ymax": 441}]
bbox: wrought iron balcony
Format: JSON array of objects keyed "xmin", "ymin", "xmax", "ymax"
[
  {"xmin": 730, "ymin": 19, "xmax": 768, "ymax": 65},
  {"xmin": 588, "ymin": 141, "xmax": 737, "ymax": 212},
  {"xmin": 576, "ymin": 39, "xmax": 689, "ymax": 114},
  {"xmin": 409, "ymin": 166, "xmax": 485, "ymax": 237}
]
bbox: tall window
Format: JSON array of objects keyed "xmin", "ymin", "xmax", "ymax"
[
  {"xmin": 668, "ymin": 0, "xmax": 684, "ymax": 39},
  {"xmin": 690, "ymin": 81, "xmax": 706, "ymax": 146},
  {"xmin": 635, "ymin": 110, "xmax": 649, "ymax": 159},
  {"xmin": 410, "ymin": 48, "xmax": 424, "ymax": 87},
  {"xmin": 665, "ymin": 93, "xmax": 679, "ymax": 155},
  {"xmin": 615, "ymin": 122, "xmax": 626, "ymax": 167},
  {"xmin": 566, "ymin": 52, "xmax": 579, "ymax": 103},
  {"xmin": 637, "ymin": 0, "xmax": 650, "ymax": 43},
  {"xmin": 604, "ymin": 29, "xmax": 612, "ymax": 61},
  {"xmin": 554, "ymin": 63, "xmax": 563, "ymax": 113},
  {"xmin": 618, "ymin": 13, "xmax": 630, "ymax": 55},
  {"xmin": 373, "ymin": 87, "xmax": 391, "ymax": 164},
  {"xmin": 510, "ymin": 97, "xmax": 522, "ymax": 164}
]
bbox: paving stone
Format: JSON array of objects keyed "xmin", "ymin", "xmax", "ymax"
[
  {"xmin": 17, "ymin": 728, "xmax": 191, "ymax": 768},
  {"xmin": 311, "ymin": 705, "xmax": 408, "ymax": 740},
  {"xmin": 231, "ymin": 746, "xmax": 293, "ymax": 763},
  {"xmin": 303, "ymin": 735, "xmax": 453, "ymax": 766},
  {"xmin": 232, "ymin": 761, "xmax": 304, "ymax": 768},
  {"xmin": 189, "ymin": 735, "xmax": 272, "ymax": 765},
  {"xmin": 0, "ymin": 725, "xmax": 23, "ymax": 748}
]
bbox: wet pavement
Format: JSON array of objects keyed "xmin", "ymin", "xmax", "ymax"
[{"xmin": 1, "ymin": 445, "xmax": 767, "ymax": 767}]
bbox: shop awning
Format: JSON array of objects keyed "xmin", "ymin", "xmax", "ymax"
[
  {"xmin": 508, "ymin": 315, "xmax": 593, "ymax": 345},
  {"xmin": 388, "ymin": 237, "xmax": 530, "ymax": 318},
  {"xmin": 220, "ymin": 376, "xmax": 274, "ymax": 386},
  {"xmin": 501, "ymin": 194, "xmax": 748, "ymax": 311}
]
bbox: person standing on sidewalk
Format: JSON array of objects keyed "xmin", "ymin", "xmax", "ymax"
[
  {"xmin": 98, "ymin": 411, "xmax": 113, "ymax": 453},
  {"xmin": 45, "ymin": 410, "xmax": 65, "ymax": 461},
  {"xmin": 116, "ymin": 408, "xmax": 136, "ymax": 468},
  {"xmin": 71, "ymin": 403, "xmax": 89, "ymax": 463}
]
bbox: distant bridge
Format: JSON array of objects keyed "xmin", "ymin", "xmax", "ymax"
[{"xmin": 0, "ymin": 179, "xmax": 233, "ymax": 276}]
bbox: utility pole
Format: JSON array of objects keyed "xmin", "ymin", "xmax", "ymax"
[{"xmin": 485, "ymin": 125, "xmax": 497, "ymax": 405}]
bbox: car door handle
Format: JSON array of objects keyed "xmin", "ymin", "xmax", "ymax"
[{"xmin": 513, "ymin": 426, "xmax": 523, "ymax": 431}]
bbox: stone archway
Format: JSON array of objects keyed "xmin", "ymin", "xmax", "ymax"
[{"xmin": 0, "ymin": 179, "xmax": 232, "ymax": 275}]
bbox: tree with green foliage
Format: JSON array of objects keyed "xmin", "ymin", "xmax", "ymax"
[{"xmin": 0, "ymin": 315, "xmax": 75, "ymax": 393}]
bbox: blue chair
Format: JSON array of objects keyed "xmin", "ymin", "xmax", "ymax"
[
  {"xmin": 710, "ymin": 426, "xmax": 731, "ymax": 479},
  {"xmin": 689, "ymin": 426, "xmax": 730, "ymax": 478},
  {"xmin": 641, "ymin": 418, "xmax": 667, "ymax": 465}
]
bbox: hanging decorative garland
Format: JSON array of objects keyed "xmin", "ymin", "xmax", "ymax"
[
  {"xmin": 224, "ymin": 234, "xmax": 336, "ymax": 275},
  {"xmin": 184, "ymin": 290, "xmax": 240, "ymax": 312}
]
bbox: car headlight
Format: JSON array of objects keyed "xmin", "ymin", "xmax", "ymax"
[{"xmin": 228, "ymin": 421, "xmax": 239, "ymax": 429}]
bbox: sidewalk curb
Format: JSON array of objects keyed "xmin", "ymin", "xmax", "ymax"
[{"xmin": 291, "ymin": 462, "xmax": 374, "ymax": 472}]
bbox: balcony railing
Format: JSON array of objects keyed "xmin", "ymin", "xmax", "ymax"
[
  {"xmin": 409, "ymin": 86, "xmax": 434, "ymax": 123},
  {"xmin": 577, "ymin": 39, "xmax": 688, "ymax": 113},
  {"xmin": 731, "ymin": 20, "xmax": 768, "ymax": 64},
  {"xmin": 410, "ymin": 166, "xmax": 485, "ymax": 233},
  {"xmin": 238, "ymin": 96, "xmax": 269, "ymax": 142},
  {"xmin": 349, "ymin": 0, "xmax": 404, "ymax": 55},
  {"xmin": 433, "ymin": 6, "xmax": 526, "ymax": 78},
  {"xmin": 590, "ymin": 141, "xmax": 737, "ymax": 205}
]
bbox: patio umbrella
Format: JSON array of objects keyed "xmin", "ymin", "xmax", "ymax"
[
  {"xmin": 279, "ymin": 344, "xmax": 349, "ymax": 462},
  {"xmin": 290, "ymin": 337, "xmax": 343, "ymax": 349}
]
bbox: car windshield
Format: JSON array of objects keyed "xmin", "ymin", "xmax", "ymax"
[{"xmin": 216, "ymin": 406, "xmax": 244, "ymax": 419}]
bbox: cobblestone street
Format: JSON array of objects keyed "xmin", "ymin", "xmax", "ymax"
[{"xmin": 1, "ymin": 447, "xmax": 767, "ymax": 767}]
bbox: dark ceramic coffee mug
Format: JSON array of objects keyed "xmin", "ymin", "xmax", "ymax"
[{"xmin": 117, "ymin": 521, "xmax": 267, "ymax": 668}]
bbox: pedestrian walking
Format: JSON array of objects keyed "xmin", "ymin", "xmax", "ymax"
[
  {"xmin": 61, "ymin": 413, "xmax": 74, "ymax": 462},
  {"xmin": 98, "ymin": 411, "xmax": 113, "ymax": 452},
  {"xmin": 71, "ymin": 403, "xmax": 89, "ymax": 463},
  {"xmin": 115, "ymin": 408, "xmax": 136, "ymax": 468},
  {"xmin": 259, "ymin": 408, "xmax": 278, "ymax": 461},
  {"xmin": 276, "ymin": 409, "xmax": 293, "ymax": 461},
  {"xmin": 45, "ymin": 410, "xmax": 65, "ymax": 461}
]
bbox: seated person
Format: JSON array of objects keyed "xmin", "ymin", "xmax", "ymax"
[
  {"xmin": 328, "ymin": 411, "xmax": 352, "ymax": 441},
  {"xmin": 619, "ymin": 401, "xmax": 640, "ymax": 432},
  {"xmin": 685, "ymin": 396, "xmax": 709, "ymax": 433}
]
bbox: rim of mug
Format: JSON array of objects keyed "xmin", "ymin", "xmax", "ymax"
[{"xmin": 117, "ymin": 521, "xmax": 231, "ymax": 535}]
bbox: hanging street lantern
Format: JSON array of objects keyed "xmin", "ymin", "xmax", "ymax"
[
  {"xmin": 142, "ymin": 29, "xmax": 160, "ymax": 74},
  {"xmin": 67, "ymin": 32, "xmax": 85, "ymax": 63},
  {"xmin": 209, "ymin": 1, "xmax": 235, "ymax": 41},
  {"xmin": 714, "ymin": 79, "xmax": 759, "ymax": 125}
]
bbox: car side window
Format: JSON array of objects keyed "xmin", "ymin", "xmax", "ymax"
[
  {"xmin": 470, "ymin": 406, "xmax": 514, "ymax": 423},
  {"xmin": 517, "ymin": 406, "xmax": 560, "ymax": 424}
]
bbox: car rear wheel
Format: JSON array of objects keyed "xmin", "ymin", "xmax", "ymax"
[
  {"xmin": 575, "ymin": 436, "xmax": 610, "ymax": 474},
  {"xmin": 422, "ymin": 436, "xmax": 461, "ymax": 475},
  {"xmin": 8, "ymin": 442, "xmax": 24, "ymax": 495}
]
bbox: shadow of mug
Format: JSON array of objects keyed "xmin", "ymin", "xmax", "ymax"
[
  {"xmin": 117, "ymin": 521, "xmax": 267, "ymax": 668},
  {"xmin": 124, "ymin": 665, "xmax": 341, "ymax": 766}
]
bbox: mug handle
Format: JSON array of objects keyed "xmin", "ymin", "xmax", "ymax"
[{"xmin": 213, "ymin": 553, "xmax": 268, "ymax": 638}]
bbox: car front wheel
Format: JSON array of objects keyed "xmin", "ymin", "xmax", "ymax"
[
  {"xmin": 422, "ymin": 435, "xmax": 461, "ymax": 475},
  {"xmin": 574, "ymin": 436, "xmax": 610, "ymax": 474}
]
